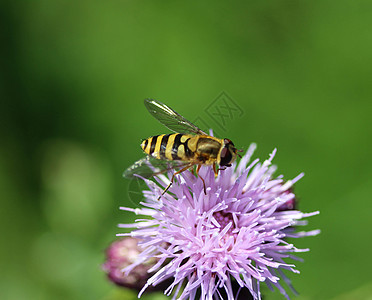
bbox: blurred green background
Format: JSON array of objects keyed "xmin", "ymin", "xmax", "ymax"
[{"xmin": 1, "ymin": 1, "xmax": 371, "ymax": 299}]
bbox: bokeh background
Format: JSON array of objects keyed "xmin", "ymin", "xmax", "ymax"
[{"xmin": 1, "ymin": 1, "xmax": 371, "ymax": 299}]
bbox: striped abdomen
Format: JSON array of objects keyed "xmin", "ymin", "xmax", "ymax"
[{"xmin": 141, "ymin": 133, "xmax": 195, "ymax": 161}]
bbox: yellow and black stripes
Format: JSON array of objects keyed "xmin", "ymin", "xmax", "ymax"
[
  {"xmin": 159, "ymin": 134, "xmax": 169, "ymax": 159},
  {"xmin": 173, "ymin": 134, "xmax": 194, "ymax": 159},
  {"xmin": 171, "ymin": 134, "xmax": 182, "ymax": 160},
  {"xmin": 141, "ymin": 133, "xmax": 194, "ymax": 161},
  {"xmin": 141, "ymin": 134, "xmax": 161, "ymax": 158}
]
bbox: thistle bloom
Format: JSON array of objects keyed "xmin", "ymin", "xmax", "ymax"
[{"xmin": 118, "ymin": 144, "xmax": 319, "ymax": 299}]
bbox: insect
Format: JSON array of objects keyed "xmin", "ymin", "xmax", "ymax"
[{"xmin": 123, "ymin": 99, "xmax": 241, "ymax": 199}]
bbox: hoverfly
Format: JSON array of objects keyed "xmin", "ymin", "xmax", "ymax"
[{"xmin": 123, "ymin": 99, "xmax": 241, "ymax": 199}]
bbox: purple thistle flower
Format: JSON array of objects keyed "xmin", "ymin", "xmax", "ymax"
[{"xmin": 118, "ymin": 144, "xmax": 320, "ymax": 300}]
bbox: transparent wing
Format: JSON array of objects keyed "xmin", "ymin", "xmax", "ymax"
[
  {"xmin": 144, "ymin": 99, "xmax": 208, "ymax": 135},
  {"xmin": 123, "ymin": 156, "xmax": 190, "ymax": 179}
]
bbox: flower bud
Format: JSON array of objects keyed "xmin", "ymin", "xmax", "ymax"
[{"xmin": 103, "ymin": 237, "xmax": 159, "ymax": 291}]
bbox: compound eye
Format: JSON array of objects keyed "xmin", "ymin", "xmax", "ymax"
[
  {"xmin": 224, "ymin": 138, "xmax": 234, "ymax": 146},
  {"xmin": 220, "ymin": 146, "xmax": 233, "ymax": 166}
]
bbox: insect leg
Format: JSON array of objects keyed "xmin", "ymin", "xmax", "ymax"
[
  {"xmin": 217, "ymin": 166, "xmax": 227, "ymax": 172},
  {"xmin": 158, "ymin": 163, "xmax": 194, "ymax": 200},
  {"xmin": 196, "ymin": 164, "xmax": 207, "ymax": 195},
  {"xmin": 213, "ymin": 163, "xmax": 226, "ymax": 177},
  {"xmin": 213, "ymin": 163, "xmax": 218, "ymax": 177},
  {"xmin": 191, "ymin": 167, "xmax": 196, "ymax": 176}
]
